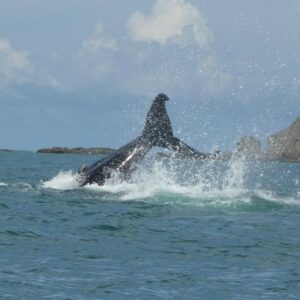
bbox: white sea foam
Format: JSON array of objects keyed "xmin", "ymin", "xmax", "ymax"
[
  {"xmin": 0, "ymin": 182, "xmax": 8, "ymax": 187},
  {"xmin": 41, "ymin": 171, "xmax": 80, "ymax": 190},
  {"xmin": 253, "ymin": 189, "xmax": 300, "ymax": 206},
  {"xmin": 84, "ymin": 156, "xmax": 251, "ymax": 205},
  {"xmin": 41, "ymin": 156, "xmax": 300, "ymax": 207}
]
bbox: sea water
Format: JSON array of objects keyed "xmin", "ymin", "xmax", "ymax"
[{"xmin": 0, "ymin": 151, "xmax": 299, "ymax": 299}]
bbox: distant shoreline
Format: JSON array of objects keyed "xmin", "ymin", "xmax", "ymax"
[
  {"xmin": 0, "ymin": 149, "xmax": 13, "ymax": 152},
  {"xmin": 36, "ymin": 147, "xmax": 115, "ymax": 155},
  {"xmin": 35, "ymin": 147, "xmax": 299, "ymax": 162},
  {"xmin": 0, "ymin": 147, "xmax": 299, "ymax": 162}
]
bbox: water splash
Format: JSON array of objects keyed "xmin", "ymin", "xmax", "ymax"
[
  {"xmin": 40, "ymin": 156, "xmax": 300, "ymax": 208},
  {"xmin": 222, "ymin": 154, "xmax": 247, "ymax": 193},
  {"xmin": 41, "ymin": 171, "xmax": 80, "ymax": 190},
  {"xmin": 84, "ymin": 155, "xmax": 250, "ymax": 203}
]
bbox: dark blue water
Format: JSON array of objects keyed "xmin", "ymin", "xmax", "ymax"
[{"xmin": 0, "ymin": 151, "xmax": 300, "ymax": 299}]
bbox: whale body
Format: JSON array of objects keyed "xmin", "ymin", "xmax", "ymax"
[{"xmin": 79, "ymin": 94, "xmax": 209, "ymax": 186}]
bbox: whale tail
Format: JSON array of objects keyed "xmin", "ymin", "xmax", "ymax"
[
  {"xmin": 142, "ymin": 93, "xmax": 208, "ymax": 158},
  {"xmin": 142, "ymin": 93, "xmax": 173, "ymax": 146},
  {"xmin": 79, "ymin": 94, "xmax": 209, "ymax": 186}
]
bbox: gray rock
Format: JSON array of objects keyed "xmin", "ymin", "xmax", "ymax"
[
  {"xmin": 236, "ymin": 136, "xmax": 262, "ymax": 159},
  {"xmin": 266, "ymin": 117, "xmax": 300, "ymax": 161}
]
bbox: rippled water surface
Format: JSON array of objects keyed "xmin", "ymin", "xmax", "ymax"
[{"xmin": 0, "ymin": 151, "xmax": 300, "ymax": 299}]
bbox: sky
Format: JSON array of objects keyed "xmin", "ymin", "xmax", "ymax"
[{"xmin": 0, "ymin": 0, "xmax": 299, "ymax": 151}]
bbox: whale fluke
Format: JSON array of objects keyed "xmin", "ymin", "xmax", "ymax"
[{"xmin": 79, "ymin": 94, "xmax": 209, "ymax": 186}]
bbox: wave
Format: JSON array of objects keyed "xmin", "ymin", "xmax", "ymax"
[
  {"xmin": 0, "ymin": 182, "xmax": 34, "ymax": 191},
  {"xmin": 85, "ymin": 182, "xmax": 300, "ymax": 209},
  {"xmin": 252, "ymin": 189, "xmax": 300, "ymax": 206},
  {"xmin": 39, "ymin": 157, "xmax": 300, "ymax": 209}
]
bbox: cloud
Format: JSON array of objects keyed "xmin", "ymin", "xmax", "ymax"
[
  {"xmin": 78, "ymin": 23, "xmax": 118, "ymax": 78},
  {"xmin": 127, "ymin": 0, "xmax": 212, "ymax": 47},
  {"xmin": 124, "ymin": 1, "xmax": 231, "ymax": 98},
  {"xmin": 76, "ymin": 7, "xmax": 231, "ymax": 98},
  {"xmin": 121, "ymin": 50, "xmax": 233, "ymax": 99},
  {"xmin": 79, "ymin": 23, "xmax": 118, "ymax": 54},
  {"xmin": 0, "ymin": 38, "xmax": 58, "ymax": 88}
]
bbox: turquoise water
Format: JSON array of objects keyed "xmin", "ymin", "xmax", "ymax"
[{"xmin": 0, "ymin": 151, "xmax": 300, "ymax": 299}]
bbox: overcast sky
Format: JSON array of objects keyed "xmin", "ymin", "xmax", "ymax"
[{"xmin": 0, "ymin": 0, "xmax": 299, "ymax": 151}]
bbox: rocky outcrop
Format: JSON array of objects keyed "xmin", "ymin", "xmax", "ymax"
[
  {"xmin": 37, "ymin": 147, "xmax": 115, "ymax": 155},
  {"xmin": 236, "ymin": 136, "xmax": 262, "ymax": 159},
  {"xmin": 266, "ymin": 117, "xmax": 300, "ymax": 161},
  {"xmin": 0, "ymin": 149, "xmax": 13, "ymax": 152}
]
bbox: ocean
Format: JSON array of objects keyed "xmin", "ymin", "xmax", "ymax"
[{"xmin": 0, "ymin": 151, "xmax": 299, "ymax": 299}]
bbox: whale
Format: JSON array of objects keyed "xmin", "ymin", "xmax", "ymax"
[{"xmin": 78, "ymin": 93, "xmax": 211, "ymax": 186}]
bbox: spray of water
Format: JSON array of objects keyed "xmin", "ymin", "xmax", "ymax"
[
  {"xmin": 42, "ymin": 171, "xmax": 81, "ymax": 190},
  {"xmin": 40, "ymin": 155, "xmax": 299, "ymax": 207}
]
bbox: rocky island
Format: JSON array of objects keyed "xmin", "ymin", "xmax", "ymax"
[
  {"xmin": 37, "ymin": 147, "xmax": 115, "ymax": 155},
  {"xmin": 0, "ymin": 149, "xmax": 13, "ymax": 152},
  {"xmin": 265, "ymin": 117, "xmax": 300, "ymax": 162},
  {"xmin": 235, "ymin": 116, "xmax": 300, "ymax": 162},
  {"xmin": 236, "ymin": 136, "xmax": 262, "ymax": 159}
]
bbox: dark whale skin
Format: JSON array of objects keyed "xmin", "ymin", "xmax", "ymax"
[{"xmin": 79, "ymin": 94, "xmax": 208, "ymax": 186}]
